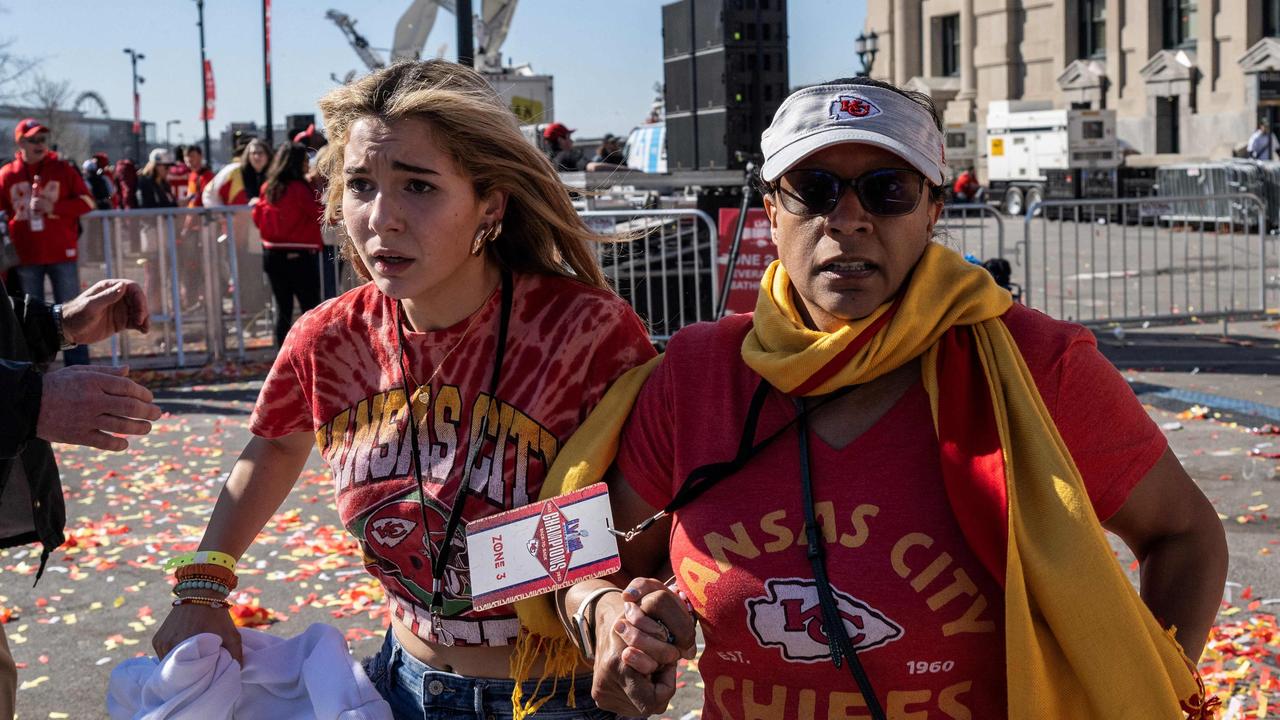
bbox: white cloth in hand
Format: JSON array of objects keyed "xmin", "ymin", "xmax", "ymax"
[{"xmin": 107, "ymin": 623, "xmax": 392, "ymax": 720}]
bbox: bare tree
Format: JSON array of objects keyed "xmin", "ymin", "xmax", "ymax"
[
  {"xmin": 0, "ymin": 41, "xmax": 34, "ymax": 103},
  {"xmin": 26, "ymin": 73, "xmax": 88, "ymax": 160}
]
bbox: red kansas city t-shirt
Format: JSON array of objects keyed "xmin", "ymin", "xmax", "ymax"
[
  {"xmin": 251, "ymin": 272, "xmax": 655, "ymax": 646},
  {"xmin": 617, "ymin": 305, "xmax": 1167, "ymax": 720}
]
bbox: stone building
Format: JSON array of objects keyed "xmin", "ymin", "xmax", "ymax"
[{"xmin": 864, "ymin": 1, "xmax": 1280, "ymax": 173}]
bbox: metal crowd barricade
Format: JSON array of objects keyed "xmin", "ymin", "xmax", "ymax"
[
  {"xmin": 1023, "ymin": 193, "xmax": 1275, "ymax": 327},
  {"xmin": 1155, "ymin": 162, "xmax": 1268, "ymax": 229},
  {"xmin": 78, "ymin": 205, "xmax": 277, "ymax": 368},
  {"xmin": 939, "ymin": 203, "xmax": 1006, "ymax": 261},
  {"xmin": 579, "ymin": 209, "xmax": 720, "ymax": 342}
]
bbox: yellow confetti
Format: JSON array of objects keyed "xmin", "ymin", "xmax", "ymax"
[
  {"xmin": 17, "ymin": 676, "xmax": 47, "ymax": 690},
  {"xmin": 113, "ymin": 596, "xmax": 125, "ymax": 608}
]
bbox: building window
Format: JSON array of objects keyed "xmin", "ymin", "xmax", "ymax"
[
  {"xmin": 1079, "ymin": 0, "xmax": 1105, "ymax": 59},
  {"xmin": 1162, "ymin": 0, "xmax": 1196, "ymax": 50},
  {"xmin": 1267, "ymin": 0, "xmax": 1280, "ymax": 38},
  {"xmin": 940, "ymin": 14, "xmax": 960, "ymax": 77}
]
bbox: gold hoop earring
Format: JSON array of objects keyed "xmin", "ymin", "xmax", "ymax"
[{"xmin": 471, "ymin": 227, "xmax": 487, "ymax": 256}]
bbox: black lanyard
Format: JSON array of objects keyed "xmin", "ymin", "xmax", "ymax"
[
  {"xmin": 794, "ymin": 397, "xmax": 886, "ymax": 720},
  {"xmin": 610, "ymin": 379, "xmax": 853, "ymax": 541},
  {"xmin": 393, "ymin": 269, "xmax": 512, "ymax": 646}
]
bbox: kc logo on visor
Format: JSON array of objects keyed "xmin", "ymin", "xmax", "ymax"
[{"xmin": 829, "ymin": 95, "xmax": 882, "ymax": 121}]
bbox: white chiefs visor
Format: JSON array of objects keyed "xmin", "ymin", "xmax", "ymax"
[{"xmin": 760, "ymin": 84, "xmax": 947, "ymax": 186}]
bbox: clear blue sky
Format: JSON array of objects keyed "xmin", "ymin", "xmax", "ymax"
[{"xmin": 4, "ymin": 0, "xmax": 866, "ymax": 143}]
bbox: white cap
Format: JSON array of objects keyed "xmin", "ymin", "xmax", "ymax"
[
  {"xmin": 148, "ymin": 148, "xmax": 174, "ymax": 165},
  {"xmin": 760, "ymin": 84, "xmax": 946, "ymax": 185}
]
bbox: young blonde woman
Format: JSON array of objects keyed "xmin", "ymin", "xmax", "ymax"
[{"xmin": 152, "ymin": 60, "xmax": 654, "ymax": 719}]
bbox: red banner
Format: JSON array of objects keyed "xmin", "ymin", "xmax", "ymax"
[
  {"xmin": 132, "ymin": 92, "xmax": 140, "ymax": 134},
  {"xmin": 717, "ymin": 208, "xmax": 777, "ymax": 316},
  {"xmin": 202, "ymin": 60, "xmax": 216, "ymax": 121}
]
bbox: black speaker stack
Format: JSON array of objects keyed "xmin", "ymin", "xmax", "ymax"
[{"xmin": 662, "ymin": 0, "xmax": 789, "ymax": 171}]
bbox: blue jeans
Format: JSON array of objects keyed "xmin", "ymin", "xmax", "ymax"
[
  {"xmin": 15, "ymin": 262, "xmax": 88, "ymax": 365},
  {"xmin": 363, "ymin": 630, "xmax": 614, "ymax": 720}
]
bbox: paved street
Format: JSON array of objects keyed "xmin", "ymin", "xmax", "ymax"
[{"xmin": 1, "ymin": 318, "xmax": 1277, "ymax": 719}]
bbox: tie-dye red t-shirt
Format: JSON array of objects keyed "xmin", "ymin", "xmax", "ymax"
[{"xmin": 250, "ymin": 272, "xmax": 655, "ymax": 646}]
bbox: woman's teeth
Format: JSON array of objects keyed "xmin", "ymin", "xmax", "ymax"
[{"xmin": 826, "ymin": 261, "xmax": 874, "ymax": 272}]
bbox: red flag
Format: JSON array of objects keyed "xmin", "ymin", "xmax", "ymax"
[
  {"xmin": 132, "ymin": 92, "xmax": 140, "ymax": 134},
  {"xmin": 202, "ymin": 60, "xmax": 216, "ymax": 121}
]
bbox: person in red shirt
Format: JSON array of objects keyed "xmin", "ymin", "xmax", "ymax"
[
  {"xmin": 151, "ymin": 60, "xmax": 655, "ymax": 720},
  {"xmin": 562, "ymin": 78, "xmax": 1225, "ymax": 718},
  {"xmin": 250, "ymin": 142, "xmax": 324, "ymax": 346},
  {"xmin": 0, "ymin": 119, "xmax": 96, "ymax": 364},
  {"xmin": 951, "ymin": 168, "xmax": 984, "ymax": 204},
  {"xmin": 183, "ymin": 145, "xmax": 215, "ymax": 209}
]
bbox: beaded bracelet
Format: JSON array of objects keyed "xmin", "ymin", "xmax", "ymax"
[
  {"xmin": 164, "ymin": 550, "xmax": 238, "ymax": 572},
  {"xmin": 172, "ymin": 596, "xmax": 231, "ymax": 610},
  {"xmin": 173, "ymin": 579, "xmax": 230, "ymax": 597},
  {"xmin": 173, "ymin": 571, "xmax": 238, "ymax": 591}
]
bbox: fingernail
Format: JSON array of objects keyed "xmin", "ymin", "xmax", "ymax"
[
  {"xmin": 624, "ymin": 588, "xmax": 640, "ymax": 598},
  {"xmin": 613, "ymin": 621, "xmax": 626, "ymax": 635}
]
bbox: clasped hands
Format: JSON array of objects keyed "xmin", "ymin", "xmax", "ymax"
[{"xmin": 589, "ymin": 577, "xmax": 698, "ymax": 717}]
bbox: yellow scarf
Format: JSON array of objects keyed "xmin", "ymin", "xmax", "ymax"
[{"xmin": 513, "ymin": 243, "xmax": 1210, "ymax": 718}]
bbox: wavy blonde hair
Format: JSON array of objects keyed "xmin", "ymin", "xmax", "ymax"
[{"xmin": 316, "ymin": 60, "xmax": 607, "ymax": 289}]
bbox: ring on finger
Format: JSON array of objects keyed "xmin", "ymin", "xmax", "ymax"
[{"xmin": 654, "ymin": 618, "xmax": 676, "ymax": 645}]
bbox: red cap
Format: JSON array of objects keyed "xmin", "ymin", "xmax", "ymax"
[
  {"xmin": 93, "ymin": 152, "xmax": 110, "ymax": 167},
  {"xmin": 293, "ymin": 123, "xmax": 315, "ymax": 143},
  {"xmin": 542, "ymin": 122, "xmax": 575, "ymax": 141},
  {"xmin": 14, "ymin": 118, "xmax": 49, "ymax": 142}
]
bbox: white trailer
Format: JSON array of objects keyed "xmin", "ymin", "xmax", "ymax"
[{"xmin": 984, "ymin": 100, "xmax": 1121, "ymax": 215}]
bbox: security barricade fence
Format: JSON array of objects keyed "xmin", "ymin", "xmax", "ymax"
[
  {"xmin": 65, "ymin": 207, "xmax": 720, "ymax": 368},
  {"xmin": 74, "ymin": 206, "xmax": 310, "ymax": 368},
  {"xmin": 1023, "ymin": 194, "xmax": 1279, "ymax": 328},
  {"xmin": 579, "ymin": 209, "xmax": 720, "ymax": 342},
  {"xmin": 54, "ymin": 198, "xmax": 1275, "ymax": 369},
  {"xmin": 938, "ymin": 203, "xmax": 1006, "ymax": 263}
]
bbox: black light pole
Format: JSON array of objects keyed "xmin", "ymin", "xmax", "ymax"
[
  {"xmin": 123, "ymin": 48, "xmax": 145, "ymax": 163},
  {"xmin": 196, "ymin": 0, "xmax": 212, "ymax": 160},
  {"xmin": 855, "ymin": 31, "xmax": 879, "ymax": 77},
  {"xmin": 262, "ymin": 0, "xmax": 274, "ymax": 145},
  {"xmin": 456, "ymin": 0, "xmax": 474, "ymax": 68}
]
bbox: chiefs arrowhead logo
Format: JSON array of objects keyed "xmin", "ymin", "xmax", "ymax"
[
  {"xmin": 746, "ymin": 578, "xmax": 903, "ymax": 663},
  {"xmin": 828, "ymin": 94, "xmax": 882, "ymax": 121},
  {"xmin": 370, "ymin": 517, "xmax": 416, "ymax": 548}
]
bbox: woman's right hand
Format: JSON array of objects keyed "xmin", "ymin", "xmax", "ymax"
[{"xmin": 151, "ymin": 603, "xmax": 243, "ymax": 664}]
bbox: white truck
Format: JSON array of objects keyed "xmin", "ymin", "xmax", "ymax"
[{"xmin": 985, "ymin": 100, "xmax": 1124, "ymax": 216}]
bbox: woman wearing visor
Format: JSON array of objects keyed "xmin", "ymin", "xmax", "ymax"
[{"xmin": 526, "ymin": 78, "xmax": 1226, "ymax": 719}]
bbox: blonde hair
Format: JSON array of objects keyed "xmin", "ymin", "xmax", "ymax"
[{"xmin": 315, "ymin": 60, "xmax": 607, "ymax": 289}]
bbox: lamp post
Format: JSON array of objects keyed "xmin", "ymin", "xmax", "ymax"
[
  {"xmin": 123, "ymin": 48, "xmax": 145, "ymax": 163},
  {"xmin": 195, "ymin": 0, "xmax": 212, "ymax": 160},
  {"xmin": 166, "ymin": 119, "xmax": 182, "ymax": 146},
  {"xmin": 855, "ymin": 31, "xmax": 879, "ymax": 77}
]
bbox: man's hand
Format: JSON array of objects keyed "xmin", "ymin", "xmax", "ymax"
[
  {"xmin": 61, "ymin": 280, "xmax": 150, "ymax": 346},
  {"xmin": 37, "ymin": 365, "xmax": 162, "ymax": 451}
]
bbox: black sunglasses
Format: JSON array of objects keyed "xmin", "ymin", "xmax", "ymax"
[{"xmin": 774, "ymin": 167, "xmax": 926, "ymax": 217}]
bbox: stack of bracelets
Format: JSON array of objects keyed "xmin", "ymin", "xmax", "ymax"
[{"xmin": 164, "ymin": 550, "xmax": 239, "ymax": 610}]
